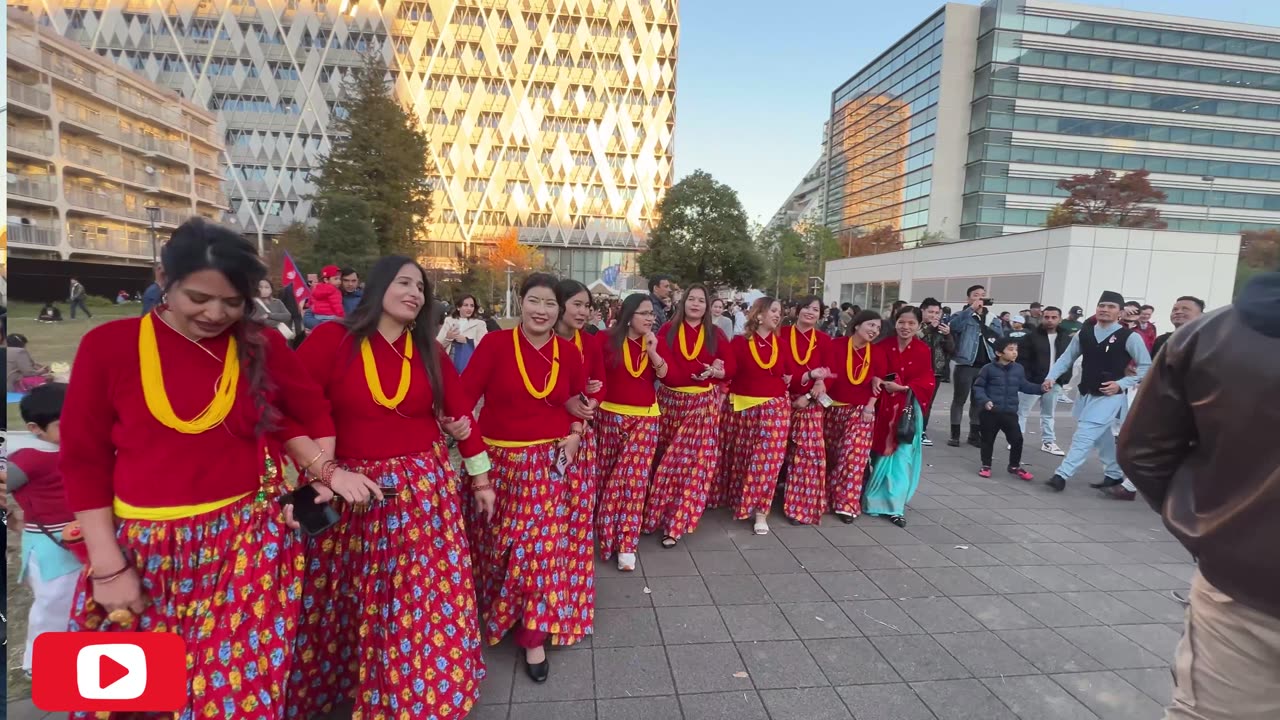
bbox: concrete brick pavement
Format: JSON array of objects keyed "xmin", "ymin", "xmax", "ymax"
[{"xmin": 8, "ymin": 413, "xmax": 1190, "ymax": 720}]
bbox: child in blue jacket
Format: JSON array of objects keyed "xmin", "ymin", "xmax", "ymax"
[{"xmin": 973, "ymin": 338, "xmax": 1044, "ymax": 480}]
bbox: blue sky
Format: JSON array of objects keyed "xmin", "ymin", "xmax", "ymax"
[{"xmin": 673, "ymin": 0, "xmax": 1280, "ymax": 225}]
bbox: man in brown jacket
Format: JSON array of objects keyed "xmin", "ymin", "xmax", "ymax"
[{"xmin": 1118, "ymin": 269, "xmax": 1280, "ymax": 720}]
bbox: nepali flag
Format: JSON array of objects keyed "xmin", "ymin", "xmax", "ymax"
[{"xmin": 282, "ymin": 251, "xmax": 311, "ymax": 304}]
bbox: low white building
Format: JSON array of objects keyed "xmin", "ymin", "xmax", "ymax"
[{"xmin": 823, "ymin": 226, "xmax": 1241, "ymax": 317}]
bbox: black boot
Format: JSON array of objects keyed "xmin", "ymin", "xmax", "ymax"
[
  {"xmin": 966, "ymin": 428, "xmax": 981, "ymax": 448},
  {"xmin": 947, "ymin": 424, "xmax": 961, "ymax": 447}
]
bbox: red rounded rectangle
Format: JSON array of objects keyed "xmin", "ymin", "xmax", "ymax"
[{"xmin": 32, "ymin": 632, "xmax": 187, "ymax": 713}]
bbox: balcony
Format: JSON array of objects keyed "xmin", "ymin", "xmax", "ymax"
[
  {"xmin": 66, "ymin": 185, "xmax": 123, "ymax": 214},
  {"xmin": 8, "ymin": 81, "xmax": 52, "ymax": 111},
  {"xmin": 59, "ymin": 101, "xmax": 116, "ymax": 135},
  {"xmin": 68, "ymin": 224, "xmax": 151, "ymax": 258},
  {"xmin": 8, "ymin": 175, "xmax": 56, "ymax": 202},
  {"xmin": 157, "ymin": 207, "xmax": 191, "ymax": 226},
  {"xmin": 195, "ymin": 184, "xmax": 229, "ymax": 206},
  {"xmin": 7, "ymin": 222, "xmax": 60, "ymax": 248},
  {"xmin": 8, "ymin": 127, "xmax": 55, "ymax": 157},
  {"xmin": 62, "ymin": 143, "xmax": 121, "ymax": 176},
  {"xmin": 154, "ymin": 172, "xmax": 192, "ymax": 194},
  {"xmin": 193, "ymin": 149, "xmax": 220, "ymax": 173}
]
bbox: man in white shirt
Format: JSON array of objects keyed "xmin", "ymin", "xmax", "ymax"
[{"xmin": 1016, "ymin": 306, "xmax": 1073, "ymax": 455}]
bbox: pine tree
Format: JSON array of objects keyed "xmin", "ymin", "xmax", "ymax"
[
  {"xmin": 311, "ymin": 52, "xmax": 432, "ymax": 257},
  {"xmin": 311, "ymin": 194, "xmax": 381, "ymax": 273}
]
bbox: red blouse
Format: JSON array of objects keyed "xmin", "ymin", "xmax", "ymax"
[
  {"xmin": 824, "ymin": 337, "xmax": 887, "ymax": 407},
  {"xmin": 295, "ymin": 323, "xmax": 485, "ymax": 462},
  {"xmin": 728, "ymin": 331, "xmax": 797, "ymax": 399},
  {"xmin": 568, "ymin": 330, "xmax": 606, "ymax": 403},
  {"xmin": 60, "ymin": 314, "xmax": 334, "ymax": 513},
  {"xmin": 871, "ymin": 336, "xmax": 938, "ymax": 456},
  {"xmin": 779, "ymin": 325, "xmax": 832, "ymax": 396},
  {"xmin": 600, "ymin": 333, "xmax": 657, "ymax": 407},
  {"xmin": 461, "ymin": 328, "xmax": 586, "ymax": 442},
  {"xmin": 655, "ymin": 321, "xmax": 735, "ymax": 389}
]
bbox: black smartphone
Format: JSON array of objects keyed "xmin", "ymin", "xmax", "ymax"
[
  {"xmin": 883, "ymin": 372, "xmax": 897, "ymax": 383},
  {"xmin": 981, "ymin": 298, "xmax": 994, "ymax": 306},
  {"xmin": 278, "ymin": 484, "xmax": 340, "ymax": 537}
]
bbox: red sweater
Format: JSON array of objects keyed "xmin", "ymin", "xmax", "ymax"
[
  {"xmin": 60, "ymin": 315, "xmax": 335, "ymax": 513},
  {"xmin": 600, "ymin": 333, "xmax": 657, "ymax": 407},
  {"xmin": 461, "ymin": 328, "xmax": 586, "ymax": 442},
  {"xmin": 656, "ymin": 321, "xmax": 735, "ymax": 389},
  {"xmin": 295, "ymin": 323, "xmax": 485, "ymax": 461},
  {"xmin": 825, "ymin": 337, "xmax": 887, "ymax": 406},
  {"xmin": 11, "ymin": 446, "xmax": 74, "ymax": 526},
  {"xmin": 567, "ymin": 330, "xmax": 606, "ymax": 402},
  {"xmin": 780, "ymin": 325, "xmax": 832, "ymax": 395},
  {"xmin": 728, "ymin": 331, "xmax": 797, "ymax": 399},
  {"xmin": 310, "ymin": 282, "xmax": 345, "ymax": 317}
]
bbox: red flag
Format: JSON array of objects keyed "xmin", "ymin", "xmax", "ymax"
[{"xmin": 282, "ymin": 252, "xmax": 311, "ymax": 304}]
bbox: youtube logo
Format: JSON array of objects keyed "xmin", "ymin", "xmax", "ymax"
[{"xmin": 33, "ymin": 633, "xmax": 186, "ymax": 712}]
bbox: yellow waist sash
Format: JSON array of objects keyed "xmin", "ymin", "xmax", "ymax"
[
  {"xmin": 667, "ymin": 385, "xmax": 714, "ymax": 395},
  {"xmin": 731, "ymin": 394, "xmax": 775, "ymax": 412},
  {"xmin": 483, "ymin": 437, "xmax": 560, "ymax": 448},
  {"xmin": 114, "ymin": 491, "xmax": 252, "ymax": 521},
  {"xmin": 599, "ymin": 401, "xmax": 661, "ymax": 417},
  {"xmin": 829, "ymin": 400, "xmax": 849, "ymax": 407}
]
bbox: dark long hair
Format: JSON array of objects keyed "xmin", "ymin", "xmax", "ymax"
[
  {"xmin": 343, "ymin": 255, "xmax": 445, "ymax": 416},
  {"xmin": 452, "ymin": 294, "xmax": 479, "ymax": 319},
  {"xmin": 794, "ymin": 295, "xmax": 822, "ymax": 328},
  {"xmin": 555, "ymin": 279, "xmax": 590, "ymax": 334},
  {"xmin": 161, "ymin": 217, "xmax": 276, "ymax": 432},
  {"xmin": 666, "ymin": 283, "xmax": 717, "ymax": 355},
  {"xmin": 607, "ymin": 293, "xmax": 652, "ymax": 368}
]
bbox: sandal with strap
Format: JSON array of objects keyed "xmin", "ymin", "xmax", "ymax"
[{"xmin": 660, "ymin": 535, "xmax": 678, "ymax": 549}]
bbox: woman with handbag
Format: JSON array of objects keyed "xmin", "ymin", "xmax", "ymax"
[
  {"xmin": 438, "ymin": 294, "xmax": 488, "ymax": 372},
  {"xmin": 864, "ymin": 305, "xmax": 936, "ymax": 528},
  {"xmin": 251, "ymin": 279, "xmax": 295, "ymax": 341}
]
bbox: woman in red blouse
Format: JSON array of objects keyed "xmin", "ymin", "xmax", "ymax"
[
  {"xmin": 461, "ymin": 273, "xmax": 588, "ymax": 683},
  {"xmin": 647, "ymin": 284, "xmax": 734, "ymax": 547},
  {"xmin": 287, "ymin": 256, "xmax": 492, "ymax": 719},
  {"xmin": 778, "ymin": 296, "xmax": 835, "ymax": 525},
  {"xmin": 723, "ymin": 297, "xmax": 797, "ymax": 535},
  {"xmin": 823, "ymin": 310, "xmax": 886, "ymax": 522},
  {"xmin": 595, "ymin": 293, "xmax": 668, "ymax": 571},
  {"xmin": 866, "ymin": 306, "xmax": 938, "ymax": 528},
  {"xmin": 553, "ymin": 278, "xmax": 604, "ymax": 649},
  {"xmin": 59, "ymin": 219, "xmax": 377, "ymax": 720}
]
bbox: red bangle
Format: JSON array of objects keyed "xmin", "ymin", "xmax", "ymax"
[{"xmin": 318, "ymin": 460, "xmax": 338, "ymax": 488}]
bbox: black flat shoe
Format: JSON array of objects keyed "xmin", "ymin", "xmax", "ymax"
[
  {"xmin": 526, "ymin": 657, "xmax": 550, "ymax": 683},
  {"xmin": 889, "ymin": 515, "xmax": 906, "ymax": 528},
  {"xmin": 1089, "ymin": 475, "xmax": 1124, "ymax": 489},
  {"xmin": 1046, "ymin": 474, "xmax": 1066, "ymax": 492},
  {"xmin": 838, "ymin": 513, "xmax": 855, "ymax": 524}
]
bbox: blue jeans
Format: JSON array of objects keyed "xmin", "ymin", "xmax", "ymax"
[
  {"xmin": 1054, "ymin": 394, "xmax": 1125, "ymax": 480},
  {"xmin": 1016, "ymin": 385, "xmax": 1060, "ymax": 444}
]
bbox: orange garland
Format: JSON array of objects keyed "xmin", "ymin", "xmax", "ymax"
[
  {"xmin": 749, "ymin": 332, "xmax": 779, "ymax": 370},
  {"xmin": 513, "ymin": 328, "xmax": 560, "ymax": 399},
  {"xmin": 790, "ymin": 327, "xmax": 817, "ymax": 366},
  {"xmin": 623, "ymin": 336, "xmax": 650, "ymax": 378},
  {"xmin": 846, "ymin": 341, "xmax": 871, "ymax": 385},
  {"xmin": 678, "ymin": 322, "xmax": 704, "ymax": 361}
]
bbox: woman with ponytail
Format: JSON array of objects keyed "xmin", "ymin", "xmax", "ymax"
[
  {"xmin": 59, "ymin": 218, "xmax": 373, "ymax": 720},
  {"xmin": 647, "ymin": 284, "xmax": 734, "ymax": 546},
  {"xmin": 287, "ymin": 256, "xmax": 491, "ymax": 719},
  {"xmin": 722, "ymin": 297, "xmax": 798, "ymax": 535}
]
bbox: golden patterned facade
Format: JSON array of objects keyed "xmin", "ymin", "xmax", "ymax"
[{"xmin": 11, "ymin": 0, "xmax": 678, "ymax": 268}]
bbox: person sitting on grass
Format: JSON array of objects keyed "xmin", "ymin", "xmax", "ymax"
[
  {"xmin": 10, "ymin": 383, "xmax": 82, "ymax": 680},
  {"xmin": 973, "ymin": 337, "xmax": 1044, "ymax": 481},
  {"xmin": 7, "ymin": 334, "xmax": 53, "ymax": 393},
  {"xmin": 36, "ymin": 302, "xmax": 62, "ymax": 323}
]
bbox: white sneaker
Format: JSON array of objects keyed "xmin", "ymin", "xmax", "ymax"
[
  {"xmin": 1057, "ymin": 394, "xmax": 1073, "ymax": 404},
  {"xmin": 1042, "ymin": 441, "xmax": 1065, "ymax": 456},
  {"xmin": 617, "ymin": 553, "xmax": 637, "ymax": 572},
  {"xmin": 753, "ymin": 513, "xmax": 770, "ymax": 535}
]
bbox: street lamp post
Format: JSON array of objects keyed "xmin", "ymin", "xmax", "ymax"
[
  {"xmin": 503, "ymin": 260, "xmax": 516, "ymax": 319},
  {"xmin": 144, "ymin": 205, "xmax": 161, "ymax": 264},
  {"xmin": 809, "ymin": 276, "xmax": 824, "ymax": 296},
  {"xmin": 1201, "ymin": 175, "xmax": 1216, "ymax": 223}
]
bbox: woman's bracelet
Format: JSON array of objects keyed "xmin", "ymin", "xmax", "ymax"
[
  {"xmin": 301, "ymin": 448, "xmax": 325, "ymax": 472},
  {"xmin": 89, "ymin": 564, "xmax": 132, "ymax": 584},
  {"xmin": 317, "ymin": 460, "xmax": 339, "ymax": 488},
  {"xmin": 472, "ymin": 481, "xmax": 493, "ymax": 491}
]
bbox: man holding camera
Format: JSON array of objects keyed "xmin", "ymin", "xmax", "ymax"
[{"xmin": 946, "ymin": 284, "xmax": 997, "ymax": 448}]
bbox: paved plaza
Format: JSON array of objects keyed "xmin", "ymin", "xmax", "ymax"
[{"xmin": 7, "ymin": 407, "xmax": 1189, "ymax": 720}]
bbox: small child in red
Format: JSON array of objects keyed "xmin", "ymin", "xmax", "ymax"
[
  {"xmin": 11, "ymin": 383, "xmax": 82, "ymax": 677},
  {"xmin": 306, "ymin": 265, "xmax": 346, "ymax": 329}
]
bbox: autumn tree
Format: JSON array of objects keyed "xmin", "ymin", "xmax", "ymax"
[
  {"xmin": 1044, "ymin": 169, "xmax": 1167, "ymax": 229},
  {"xmin": 452, "ymin": 229, "xmax": 544, "ymax": 308},
  {"xmin": 638, "ymin": 170, "xmax": 765, "ymax": 290},
  {"xmin": 839, "ymin": 225, "xmax": 903, "ymax": 258},
  {"xmin": 310, "ymin": 53, "xmax": 433, "ymax": 257},
  {"xmin": 758, "ymin": 222, "xmax": 842, "ymax": 299}
]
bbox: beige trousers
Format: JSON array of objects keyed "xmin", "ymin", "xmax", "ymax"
[{"xmin": 1164, "ymin": 569, "xmax": 1280, "ymax": 720}]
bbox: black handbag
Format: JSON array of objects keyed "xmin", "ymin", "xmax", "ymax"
[{"xmin": 895, "ymin": 390, "xmax": 917, "ymax": 443}]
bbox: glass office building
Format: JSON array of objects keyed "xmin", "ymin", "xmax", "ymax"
[{"xmin": 817, "ymin": 0, "xmax": 1280, "ymax": 256}]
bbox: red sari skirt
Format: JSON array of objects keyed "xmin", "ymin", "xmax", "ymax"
[
  {"xmin": 644, "ymin": 386, "xmax": 720, "ymax": 539},
  {"xmin": 824, "ymin": 404, "xmax": 876, "ymax": 517},
  {"xmin": 594, "ymin": 408, "xmax": 660, "ymax": 559},
  {"xmin": 709, "ymin": 389, "xmax": 736, "ymax": 509},
  {"xmin": 728, "ymin": 396, "xmax": 791, "ymax": 520},
  {"xmin": 468, "ymin": 443, "xmax": 591, "ymax": 647},
  {"xmin": 68, "ymin": 456, "xmax": 300, "ymax": 720},
  {"xmin": 783, "ymin": 403, "xmax": 827, "ymax": 525},
  {"xmin": 562, "ymin": 425, "xmax": 597, "ymax": 640},
  {"xmin": 288, "ymin": 444, "xmax": 484, "ymax": 720}
]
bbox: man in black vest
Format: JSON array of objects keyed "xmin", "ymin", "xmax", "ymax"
[{"xmin": 1039, "ymin": 291, "xmax": 1152, "ymax": 493}]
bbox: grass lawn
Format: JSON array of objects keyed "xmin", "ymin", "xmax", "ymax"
[{"xmin": 6, "ymin": 300, "xmax": 136, "ymax": 700}]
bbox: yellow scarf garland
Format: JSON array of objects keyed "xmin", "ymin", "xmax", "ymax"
[
  {"xmin": 846, "ymin": 341, "xmax": 871, "ymax": 385},
  {"xmin": 361, "ymin": 333, "xmax": 414, "ymax": 409},
  {"xmin": 139, "ymin": 313, "xmax": 240, "ymax": 434},
  {"xmin": 678, "ymin": 322, "xmax": 705, "ymax": 361},
  {"xmin": 624, "ymin": 336, "xmax": 650, "ymax": 378},
  {"xmin": 790, "ymin": 327, "xmax": 817, "ymax": 366},
  {"xmin": 749, "ymin": 332, "xmax": 779, "ymax": 370},
  {"xmin": 514, "ymin": 328, "xmax": 560, "ymax": 399}
]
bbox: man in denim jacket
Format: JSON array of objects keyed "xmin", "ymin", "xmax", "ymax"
[{"xmin": 946, "ymin": 284, "xmax": 997, "ymax": 447}]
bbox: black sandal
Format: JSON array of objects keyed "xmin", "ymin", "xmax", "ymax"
[
  {"xmin": 660, "ymin": 535, "xmax": 678, "ymax": 548},
  {"xmin": 889, "ymin": 515, "xmax": 907, "ymax": 528}
]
